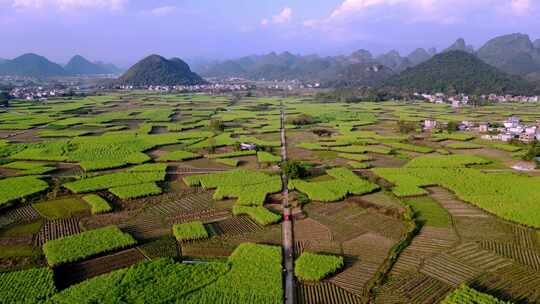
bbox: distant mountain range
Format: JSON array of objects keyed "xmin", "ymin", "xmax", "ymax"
[
  {"xmin": 117, "ymin": 55, "xmax": 206, "ymax": 86},
  {"xmin": 476, "ymin": 33, "xmax": 540, "ymax": 76},
  {"xmin": 383, "ymin": 51, "xmax": 537, "ymax": 95},
  {"xmin": 194, "ymin": 33, "xmax": 540, "ymax": 89},
  {"xmin": 0, "ymin": 54, "xmax": 121, "ymax": 78},
  {"xmin": 65, "ymin": 55, "xmax": 122, "ymax": 76},
  {"xmin": 2, "ymin": 32, "xmax": 540, "ymax": 93}
]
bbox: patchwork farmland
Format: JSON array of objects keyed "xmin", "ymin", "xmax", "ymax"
[{"xmin": 0, "ymin": 93, "xmax": 539, "ymax": 303}]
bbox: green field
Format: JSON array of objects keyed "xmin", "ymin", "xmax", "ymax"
[{"xmin": 1, "ymin": 93, "xmax": 539, "ymax": 304}]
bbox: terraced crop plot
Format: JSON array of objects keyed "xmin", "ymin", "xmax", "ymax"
[
  {"xmin": 43, "ymin": 225, "xmax": 137, "ymax": 266},
  {"xmin": 211, "ymin": 216, "xmax": 264, "ymax": 236},
  {"xmin": 373, "ymin": 157, "xmax": 540, "ymax": 227},
  {"xmin": 0, "ymin": 176, "xmax": 49, "ymax": 207},
  {"xmin": 36, "ymin": 218, "xmax": 82, "ymax": 245},
  {"xmin": 289, "ymin": 168, "xmax": 379, "ymax": 202},
  {"xmin": 54, "ymin": 248, "xmax": 147, "ymax": 288},
  {"xmin": 184, "ymin": 169, "xmax": 282, "ymax": 206},
  {"xmin": 296, "ymin": 282, "xmax": 365, "ymax": 304},
  {"xmin": 0, "ymin": 267, "xmax": 56, "ymax": 303},
  {"xmin": 0, "ymin": 205, "xmax": 41, "ymax": 229}
]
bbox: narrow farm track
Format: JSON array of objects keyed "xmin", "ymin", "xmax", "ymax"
[{"xmin": 281, "ymin": 102, "xmax": 296, "ymax": 304}]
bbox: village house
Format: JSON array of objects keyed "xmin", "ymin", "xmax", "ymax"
[
  {"xmin": 478, "ymin": 123, "xmax": 489, "ymax": 133},
  {"xmin": 240, "ymin": 142, "xmax": 257, "ymax": 151},
  {"xmin": 423, "ymin": 119, "xmax": 438, "ymax": 130}
]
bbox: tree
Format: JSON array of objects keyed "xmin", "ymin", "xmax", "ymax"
[
  {"xmin": 289, "ymin": 114, "xmax": 315, "ymax": 126},
  {"xmin": 0, "ymin": 92, "xmax": 10, "ymax": 107},
  {"xmin": 523, "ymin": 140, "xmax": 539, "ymax": 161},
  {"xmin": 281, "ymin": 161, "xmax": 308, "ymax": 179},
  {"xmin": 208, "ymin": 119, "xmax": 224, "ymax": 132},
  {"xmin": 446, "ymin": 121, "xmax": 459, "ymax": 133},
  {"xmin": 207, "ymin": 137, "xmax": 217, "ymax": 154},
  {"xmin": 397, "ymin": 120, "xmax": 417, "ymax": 134}
]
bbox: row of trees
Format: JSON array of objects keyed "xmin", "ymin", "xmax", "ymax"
[
  {"xmin": 316, "ymin": 87, "xmax": 416, "ymax": 103},
  {"xmin": 396, "ymin": 120, "xmax": 460, "ymax": 134},
  {"xmin": 0, "ymin": 91, "xmax": 10, "ymax": 107}
]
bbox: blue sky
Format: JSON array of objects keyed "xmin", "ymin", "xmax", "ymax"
[{"xmin": 0, "ymin": 0, "xmax": 539, "ymax": 66}]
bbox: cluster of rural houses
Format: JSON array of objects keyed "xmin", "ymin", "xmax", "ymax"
[
  {"xmin": 119, "ymin": 83, "xmax": 252, "ymax": 93},
  {"xmin": 417, "ymin": 93, "xmax": 540, "ymax": 107},
  {"xmin": 424, "ymin": 116, "xmax": 540, "ymax": 143},
  {"xmin": 480, "ymin": 117, "xmax": 540, "ymax": 143},
  {"xmin": 10, "ymin": 87, "xmax": 68, "ymax": 101}
]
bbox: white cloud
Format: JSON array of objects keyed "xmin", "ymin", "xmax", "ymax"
[
  {"xmin": 329, "ymin": 0, "xmax": 406, "ymax": 19},
  {"xmin": 511, "ymin": 0, "xmax": 530, "ymax": 15},
  {"xmin": 12, "ymin": 0, "xmax": 128, "ymax": 11},
  {"xmin": 150, "ymin": 5, "xmax": 176, "ymax": 16},
  {"xmin": 305, "ymin": 0, "xmax": 533, "ymax": 28},
  {"xmin": 273, "ymin": 7, "xmax": 292, "ymax": 24},
  {"xmin": 261, "ymin": 7, "xmax": 292, "ymax": 26}
]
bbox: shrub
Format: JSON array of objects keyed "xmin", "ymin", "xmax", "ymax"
[
  {"xmin": 295, "ymin": 252, "xmax": 344, "ymax": 281},
  {"xmin": 173, "ymin": 221, "xmax": 208, "ymax": 241},
  {"xmin": 82, "ymin": 194, "xmax": 112, "ymax": 214},
  {"xmin": 296, "ymin": 193, "xmax": 311, "ymax": 205},
  {"xmin": 43, "ymin": 226, "xmax": 136, "ymax": 266}
]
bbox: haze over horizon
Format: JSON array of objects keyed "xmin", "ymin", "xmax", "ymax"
[{"xmin": 1, "ymin": 0, "xmax": 539, "ymax": 66}]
